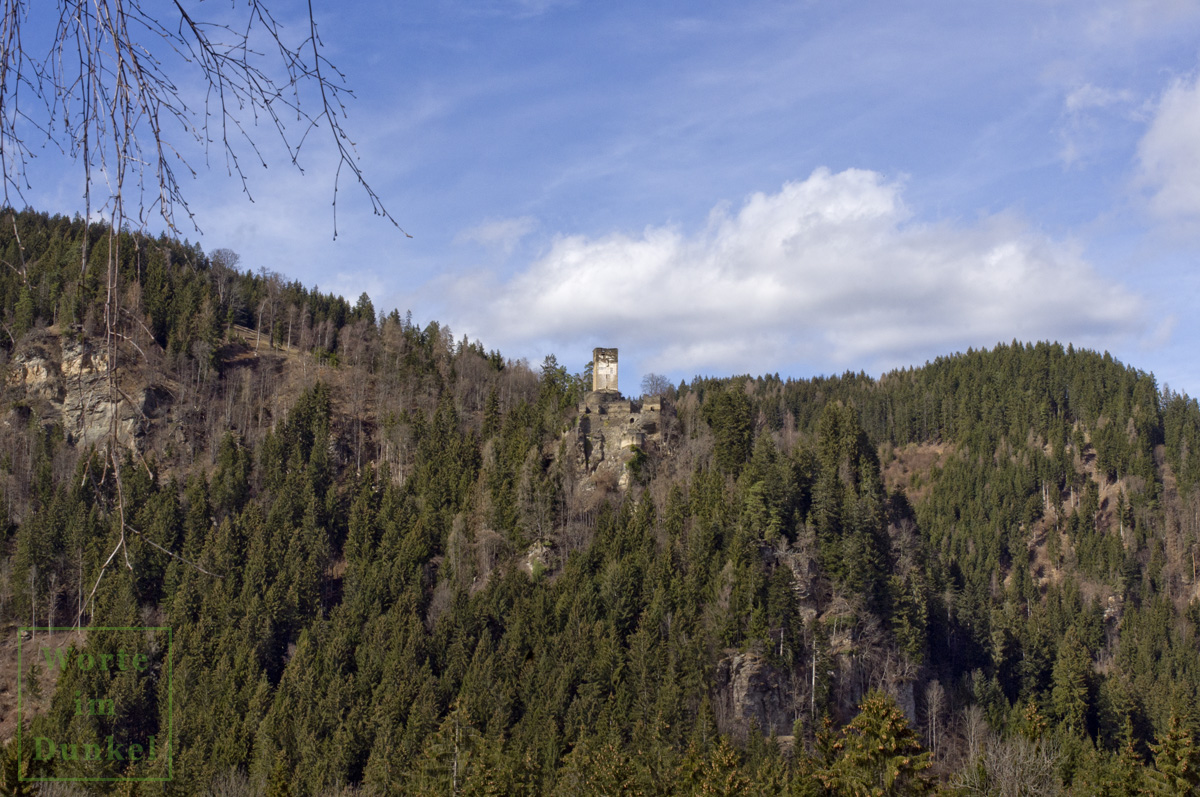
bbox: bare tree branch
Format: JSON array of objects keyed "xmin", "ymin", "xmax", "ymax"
[
  {"xmin": 1, "ymin": 0, "xmax": 403, "ymax": 236},
  {"xmin": 128, "ymin": 523, "xmax": 223, "ymax": 579},
  {"xmin": 3, "ymin": 0, "xmax": 400, "ymax": 627}
]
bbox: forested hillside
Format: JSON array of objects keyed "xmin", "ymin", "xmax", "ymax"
[{"xmin": 3, "ymin": 209, "xmax": 1200, "ymax": 794}]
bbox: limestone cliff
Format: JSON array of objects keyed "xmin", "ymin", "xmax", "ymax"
[{"xmin": 4, "ymin": 328, "xmax": 175, "ymax": 453}]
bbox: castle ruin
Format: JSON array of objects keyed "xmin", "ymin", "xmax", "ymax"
[
  {"xmin": 575, "ymin": 346, "xmax": 668, "ymax": 490},
  {"xmin": 592, "ymin": 348, "xmax": 618, "ymax": 392}
]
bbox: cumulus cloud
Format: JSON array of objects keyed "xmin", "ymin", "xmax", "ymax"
[
  {"xmin": 456, "ymin": 216, "xmax": 539, "ymax": 253},
  {"xmin": 450, "ymin": 169, "xmax": 1146, "ymax": 377},
  {"xmin": 1137, "ymin": 72, "xmax": 1200, "ymax": 225}
]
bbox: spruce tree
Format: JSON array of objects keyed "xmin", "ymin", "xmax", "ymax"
[
  {"xmin": 1146, "ymin": 714, "xmax": 1200, "ymax": 796},
  {"xmin": 816, "ymin": 690, "xmax": 934, "ymax": 796},
  {"xmin": 1052, "ymin": 626, "xmax": 1092, "ymax": 736}
]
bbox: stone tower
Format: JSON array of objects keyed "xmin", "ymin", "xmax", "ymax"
[{"xmin": 592, "ymin": 348, "xmax": 618, "ymax": 392}]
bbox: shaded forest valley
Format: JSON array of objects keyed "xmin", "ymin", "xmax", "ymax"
[{"xmin": 3, "ymin": 209, "xmax": 1200, "ymax": 794}]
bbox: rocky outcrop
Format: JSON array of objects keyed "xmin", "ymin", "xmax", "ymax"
[
  {"xmin": 714, "ymin": 651, "xmax": 793, "ymax": 738},
  {"xmin": 5, "ymin": 330, "xmax": 172, "ymax": 451}
]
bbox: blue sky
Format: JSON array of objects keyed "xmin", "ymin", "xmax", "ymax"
[{"xmin": 18, "ymin": 0, "xmax": 1200, "ymax": 396}]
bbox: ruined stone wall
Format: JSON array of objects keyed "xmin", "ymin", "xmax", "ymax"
[{"xmin": 575, "ymin": 389, "xmax": 666, "ymax": 489}]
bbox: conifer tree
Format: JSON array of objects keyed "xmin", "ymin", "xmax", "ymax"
[
  {"xmin": 816, "ymin": 690, "xmax": 934, "ymax": 796},
  {"xmin": 1112, "ymin": 717, "xmax": 1145, "ymax": 797},
  {"xmin": 1145, "ymin": 714, "xmax": 1200, "ymax": 796},
  {"xmin": 1052, "ymin": 626, "xmax": 1092, "ymax": 736}
]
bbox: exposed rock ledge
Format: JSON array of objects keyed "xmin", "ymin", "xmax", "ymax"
[{"xmin": 5, "ymin": 329, "xmax": 172, "ymax": 452}]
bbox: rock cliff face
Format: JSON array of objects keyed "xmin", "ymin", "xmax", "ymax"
[
  {"xmin": 714, "ymin": 651, "xmax": 793, "ymax": 738},
  {"xmin": 5, "ymin": 329, "xmax": 172, "ymax": 452}
]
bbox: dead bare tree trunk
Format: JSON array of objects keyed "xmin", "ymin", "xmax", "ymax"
[
  {"xmin": 925, "ymin": 679, "xmax": 945, "ymax": 760},
  {"xmin": 47, "ymin": 572, "xmax": 57, "ymax": 642}
]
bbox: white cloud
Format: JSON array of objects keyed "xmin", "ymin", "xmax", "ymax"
[
  {"xmin": 456, "ymin": 216, "xmax": 538, "ymax": 254},
  {"xmin": 1058, "ymin": 84, "xmax": 1136, "ymax": 167},
  {"xmin": 1137, "ymin": 72, "xmax": 1200, "ymax": 224},
  {"xmin": 449, "ymin": 0, "xmax": 575, "ymax": 20},
  {"xmin": 447, "ymin": 169, "xmax": 1146, "ymax": 377},
  {"xmin": 1064, "ymin": 84, "xmax": 1132, "ymax": 114},
  {"xmin": 1084, "ymin": 0, "xmax": 1200, "ymax": 41}
]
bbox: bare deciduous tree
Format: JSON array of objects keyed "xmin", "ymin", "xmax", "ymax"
[
  {"xmin": 925, "ymin": 679, "xmax": 945, "ymax": 760},
  {"xmin": 255, "ymin": 268, "xmax": 282, "ymax": 352},
  {"xmin": 0, "ymin": 0, "xmax": 404, "ymax": 236},
  {"xmin": 640, "ymin": 372, "xmax": 672, "ymax": 398},
  {"xmin": 210, "ymin": 248, "xmax": 240, "ymax": 309},
  {"xmin": 953, "ymin": 705, "xmax": 1062, "ymax": 797}
]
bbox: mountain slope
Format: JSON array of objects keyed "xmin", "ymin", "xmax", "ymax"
[{"xmin": 2, "ymin": 210, "xmax": 1200, "ymax": 793}]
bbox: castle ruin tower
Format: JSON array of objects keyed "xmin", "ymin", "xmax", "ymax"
[{"xmin": 592, "ymin": 348, "xmax": 618, "ymax": 393}]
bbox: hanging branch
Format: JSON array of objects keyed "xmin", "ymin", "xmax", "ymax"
[
  {"xmin": 74, "ymin": 532, "xmax": 126, "ymax": 628},
  {"xmin": 75, "ymin": 518, "xmax": 223, "ymax": 628},
  {"xmin": 1, "ymin": 0, "xmax": 403, "ymax": 236},
  {"xmin": 128, "ymin": 524, "xmax": 223, "ymax": 579},
  {"xmin": 2, "ymin": 0, "xmax": 401, "ymax": 624}
]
